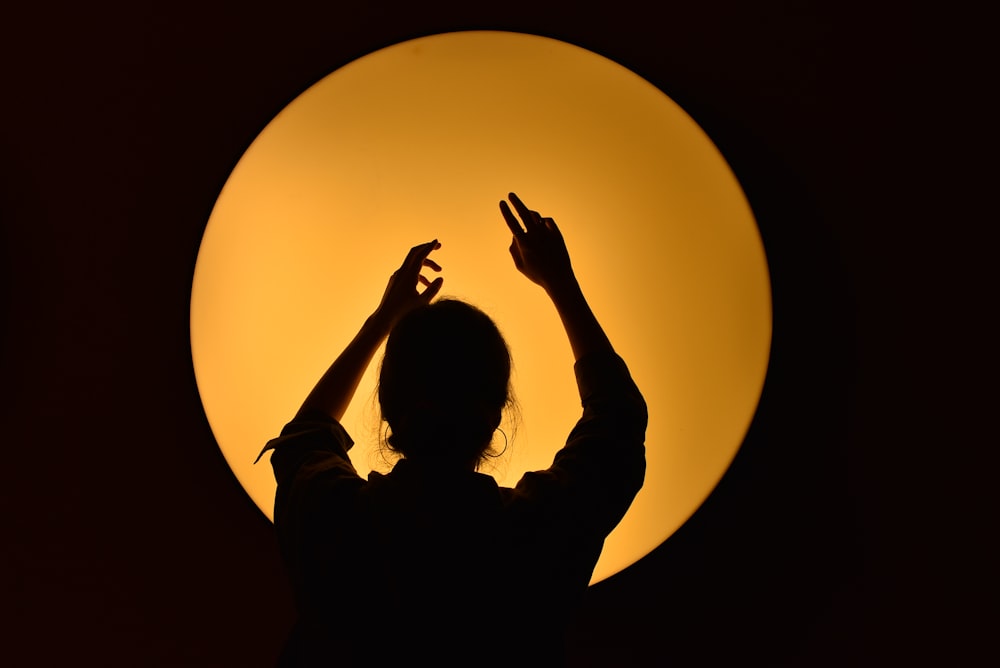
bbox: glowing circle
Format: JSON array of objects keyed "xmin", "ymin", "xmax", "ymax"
[{"xmin": 190, "ymin": 31, "xmax": 771, "ymax": 584}]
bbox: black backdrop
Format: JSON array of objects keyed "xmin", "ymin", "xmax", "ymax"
[{"xmin": 2, "ymin": 2, "xmax": 989, "ymax": 666}]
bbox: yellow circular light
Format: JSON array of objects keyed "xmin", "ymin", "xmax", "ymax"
[{"xmin": 191, "ymin": 31, "xmax": 771, "ymax": 584}]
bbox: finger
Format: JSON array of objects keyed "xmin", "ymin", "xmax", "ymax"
[
  {"xmin": 414, "ymin": 239, "xmax": 440, "ymax": 261},
  {"xmin": 418, "ymin": 274, "xmax": 431, "ymax": 287},
  {"xmin": 422, "ymin": 258, "xmax": 442, "ymax": 272},
  {"xmin": 500, "ymin": 200, "xmax": 524, "ymax": 236},
  {"xmin": 399, "ymin": 244, "xmax": 423, "ymax": 270},
  {"xmin": 508, "ymin": 192, "xmax": 534, "ymax": 226},
  {"xmin": 421, "ymin": 276, "xmax": 444, "ymax": 302},
  {"xmin": 509, "ymin": 192, "xmax": 542, "ymax": 229},
  {"xmin": 402, "ymin": 240, "xmax": 440, "ymax": 273}
]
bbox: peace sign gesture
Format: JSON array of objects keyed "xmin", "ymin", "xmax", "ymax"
[{"xmin": 499, "ymin": 192, "xmax": 575, "ymax": 293}]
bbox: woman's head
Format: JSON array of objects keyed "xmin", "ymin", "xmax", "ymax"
[{"xmin": 378, "ymin": 299, "xmax": 513, "ymax": 469}]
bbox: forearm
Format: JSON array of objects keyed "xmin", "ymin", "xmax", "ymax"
[
  {"xmin": 546, "ymin": 276, "xmax": 614, "ymax": 363},
  {"xmin": 294, "ymin": 312, "xmax": 393, "ymax": 423},
  {"xmin": 294, "ymin": 240, "xmax": 442, "ymax": 423}
]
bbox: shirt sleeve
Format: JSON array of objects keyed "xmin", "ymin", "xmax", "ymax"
[
  {"xmin": 263, "ymin": 410, "xmax": 358, "ymax": 485},
  {"xmin": 262, "ymin": 411, "xmax": 366, "ymax": 589},
  {"xmin": 510, "ymin": 351, "xmax": 648, "ymax": 540}
]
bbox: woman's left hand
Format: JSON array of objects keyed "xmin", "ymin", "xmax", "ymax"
[{"xmin": 373, "ymin": 240, "xmax": 443, "ymax": 328}]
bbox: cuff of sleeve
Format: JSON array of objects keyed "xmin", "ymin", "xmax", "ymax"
[{"xmin": 253, "ymin": 413, "xmax": 356, "ymax": 464}]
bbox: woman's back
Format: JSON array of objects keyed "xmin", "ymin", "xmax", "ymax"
[
  {"xmin": 265, "ymin": 194, "xmax": 647, "ymax": 666},
  {"xmin": 270, "ymin": 353, "xmax": 645, "ymax": 666}
]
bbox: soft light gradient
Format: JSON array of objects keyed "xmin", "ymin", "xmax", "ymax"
[{"xmin": 190, "ymin": 31, "xmax": 771, "ymax": 584}]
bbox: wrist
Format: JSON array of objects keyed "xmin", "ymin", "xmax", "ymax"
[
  {"xmin": 365, "ymin": 311, "xmax": 395, "ymax": 340},
  {"xmin": 544, "ymin": 275, "xmax": 583, "ymax": 303}
]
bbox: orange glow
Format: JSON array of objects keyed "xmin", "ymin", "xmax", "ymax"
[{"xmin": 190, "ymin": 31, "xmax": 771, "ymax": 584}]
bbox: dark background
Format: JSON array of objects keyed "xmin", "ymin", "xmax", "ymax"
[{"xmin": 2, "ymin": 2, "xmax": 990, "ymax": 666}]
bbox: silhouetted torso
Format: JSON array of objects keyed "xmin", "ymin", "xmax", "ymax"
[{"xmin": 267, "ymin": 352, "xmax": 646, "ymax": 667}]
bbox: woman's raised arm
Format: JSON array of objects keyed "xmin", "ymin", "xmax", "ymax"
[
  {"xmin": 499, "ymin": 192, "xmax": 614, "ymax": 363},
  {"xmin": 293, "ymin": 240, "xmax": 443, "ymax": 423}
]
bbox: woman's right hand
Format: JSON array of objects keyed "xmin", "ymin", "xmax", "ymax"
[{"xmin": 499, "ymin": 192, "xmax": 576, "ymax": 293}]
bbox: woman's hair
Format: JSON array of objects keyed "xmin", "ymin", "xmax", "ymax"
[{"xmin": 377, "ymin": 299, "xmax": 514, "ymax": 469}]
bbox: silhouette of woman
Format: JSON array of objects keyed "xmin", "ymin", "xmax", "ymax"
[{"xmin": 261, "ymin": 193, "xmax": 647, "ymax": 667}]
